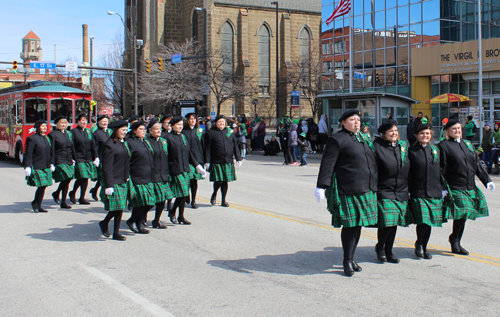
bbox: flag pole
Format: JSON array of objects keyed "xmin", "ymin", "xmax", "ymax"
[
  {"xmin": 478, "ymin": 0, "xmax": 483, "ymax": 143},
  {"xmin": 348, "ymin": 2, "xmax": 353, "ymax": 93}
]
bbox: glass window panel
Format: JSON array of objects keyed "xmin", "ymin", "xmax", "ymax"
[
  {"xmin": 462, "ymin": 23, "xmax": 476, "ymax": 41},
  {"xmin": 354, "ymin": 52, "xmax": 363, "ymax": 69},
  {"xmin": 398, "ymin": 0, "xmax": 409, "ymax": 6},
  {"xmin": 365, "ymin": 48, "xmax": 374, "ymax": 67},
  {"xmin": 353, "ymin": 0, "xmax": 363, "ymax": 16},
  {"xmin": 423, "ymin": 21, "xmax": 440, "ymax": 41},
  {"xmin": 322, "ymin": 4, "xmax": 334, "ymax": 23},
  {"xmin": 432, "ymin": 75, "xmax": 440, "ymax": 83},
  {"xmin": 364, "ymin": 31, "xmax": 373, "ymax": 51},
  {"xmin": 493, "ymin": 80, "xmax": 500, "ymax": 94},
  {"xmin": 377, "ymin": 0, "xmax": 387, "ymax": 11},
  {"xmin": 375, "ymin": 68, "xmax": 385, "ymax": 86},
  {"xmin": 258, "ymin": 25, "xmax": 270, "ymax": 86},
  {"xmin": 386, "ymin": 30, "xmax": 396, "ymax": 47},
  {"xmin": 492, "ymin": 5, "xmax": 500, "ymax": 20},
  {"xmin": 409, "ymin": 23, "xmax": 422, "ymax": 45},
  {"xmin": 375, "ymin": 11, "xmax": 385, "ymax": 29},
  {"xmin": 450, "ymin": 83, "xmax": 459, "ymax": 94},
  {"xmin": 482, "ymin": 24, "xmax": 490, "ymax": 39},
  {"xmin": 442, "ymin": 20, "xmax": 460, "ymax": 41},
  {"xmin": 460, "ymin": 82, "xmax": 469, "ymax": 95},
  {"xmin": 353, "ymin": 33, "xmax": 363, "ymax": 52},
  {"xmin": 462, "ymin": 3, "xmax": 476, "ymax": 22},
  {"xmin": 410, "ymin": 0, "xmax": 419, "ymax": 3},
  {"xmin": 432, "ymin": 84, "xmax": 440, "ymax": 97},
  {"xmin": 364, "ymin": 14, "xmax": 374, "ymax": 30},
  {"xmin": 410, "ymin": 3, "xmax": 421, "ymax": 24},
  {"xmin": 492, "ymin": 26, "xmax": 500, "ymax": 38},
  {"xmin": 399, "ymin": 6, "xmax": 409, "ymax": 25},
  {"xmin": 450, "ymin": 0, "xmax": 460, "ymax": 20},
  {"xmin": 483, "ymin": 5, "xmax": 491, "ymax": 21},
  {"xmin": 221, "ymin": 22, "xmax": 234, "ymax": 78},
  {"xmin": 75, "ymin": 99, "xmax": 90, "ymax": 119},
  {"xmin": 483, "ymin": 81, "xmax": 492, "ymax": 95},
  {"xmin": 25, "ymin": 98, "xmax": 48, "ymax": 124},
  {"xmin": 398, "ymin": 66, "xmax": 409, "ymax": 84},
  {"xmin": 397, "ymin": 86, "xmax": 411, "ymax": 96},
  {"xmin": 441, "ymin": 83, "xmax": 449, "ymax": 93},
  {"xmin": 386, "ymin": 9, "xmax": 396, "ymax": 28},
  {"xmin": 398, "ymin": 46, "xmax": 409, "ymax": 65},
  {"xmin": 398, "ymin": 26, "xmax": 409, "ymax": 46},
  {"xmin": 375, "ymin": 49, "xmax": 385, "ymax": 67},
  {"xmin": 386, "ymin": 67, "xmax": 396, "ymax": 85},
  {"xmin": 387, "ymin": 47, "xmax": 395, "ymax": 66},
  {"xmin": 50, "ymin": 99, "xmax": 73, "ymax": 123},
  {"xmin": 360, "ymin": 99, "xmax": 376, "ymax": 135},
  {"xmin": 422, "ymin": 1, "xmax": 439, "ymax": 21}
]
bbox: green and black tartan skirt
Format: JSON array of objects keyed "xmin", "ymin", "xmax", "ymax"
[
  {"xmin": 75, "ymin": 162, "xmax": 98, "ymax": 181},
  {"xmin": 188, "ymin": 164, "xmax": 204, "ymax": 181},
  {"xmin": 153, "ymin": 181, "xmax": 174, "ymax": 203},
  {"xmin": 129, "ymin": 182, "xmax": 155, "ymax": 207},
  {"xmin": 377, "ymin": 199, "xmax": 409, "ymax": 227},
  {"xmin": 53, "ymin": 164, "xmax": 75, "ymax": 182},
  {"xmin": 443, "ymin": 187, "xmax": 489, "ymax": 220},
  {"xmin": 209, "ymin": 163, "xmax": 236, "ymax": 182},
  {"xmin": 26, "ymin": 168, "xmax": 53, "ymax": 187},
  {"xmin": 170, "ymin": 173, "xmax": 190, "ymax": 198},
  {"xmin": 408, "ymin": 198, "xmax": 444, "ymax": 227},
  {"xmin": 327, "ymin": 190, "xmax": 378, "ymax": 228},
  {"xmin": 100, "ymin": 182, "xmax": 128, "ymax": 211}
]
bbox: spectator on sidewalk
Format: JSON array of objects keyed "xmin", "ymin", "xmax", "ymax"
[
  {"xmin": 298, "ymin": 132, "xmax": 311, "ymax": 166},
  {"xmin": 482, "ymin": 123, "xmax": 493, "ymax": 173},
  {"xmin": 257, "ymin": 118, "xmax": 267, "ymax": 151},
  {"xmin": 407, "ymin": 115, "xmax": 416, "ymax": 144},
  {"xmin": 318, "ymin": 114, "xmax": 328, "ymax": 154},
  {"xmin": 277, "ymin": 118, "xmax": 292, "ymax": 165},
  {"xmin": 307, "ymin": 118, "xmax": 319, "ymax": 154},
  {"xmin": 288, "ymin": 123, "xmax": 299, "ymax": 165}
]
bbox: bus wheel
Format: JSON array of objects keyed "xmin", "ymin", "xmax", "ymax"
[{"xmin": 15, "ymin": 143, "xmax": 23, "ymax": 166}]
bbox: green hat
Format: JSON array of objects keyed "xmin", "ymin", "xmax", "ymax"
[
  {"xmin": 300, "ymin": 132, "xmax": 306, "ymax": 138},
  {"xmin": 293, "ymin": 119, "xmax": 299, "ymax": 124}
]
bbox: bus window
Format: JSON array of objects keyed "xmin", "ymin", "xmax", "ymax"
[
  {"xmin": 25, "ymin": 98, "xmax": 48, "ymax": 124},
  {"xmin": 16, "ymin": 99, "xmax": 22, "ymax": 124},
  {"xmin": 75, "ymin": 99, "xmax": 90, "ymax": 119},
  {"xmin": 50, "ymin": 98, "xmax": 73, "ymax": 124}
]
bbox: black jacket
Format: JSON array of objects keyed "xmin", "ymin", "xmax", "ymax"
[
  {"xmin": 183, "ymin": 126, "xmax": 205, "ymax": 165},
  {"xmin": 166, "ymin": 132, "xmax": 198, "ymax": 175},
  {"xmin": 102, "ymin": 138, "xmax": 130, "ymax": 188},
  {"xmin": 317, "ymin": 129, "xmax": 378, "ymax": 194},
  {"xmin": 481, "ymin": 129, "xmax": 493, "ymax": 152},
  {"xmin": 93, "ymin": 127, "xmax": 111, "ymax": 158},
  {"xmin": 439, "ymin": 138, "xmax": 491, "ymax": 190},
  {"xmin": 25, "ymin": 133, "xmax": 52, "ymax": 170},
  {"xmin": 147, "ymin": 136, "xmax": 170, "ymax": 183},
  {"xmin": 408, "ymin": 144, "xmax": 444, "ymax": 198},
  {"xmin": 407, "ymin": 121, "xmax": 416, "ymax": 143},
  {"xmin": 71, "ymin": 126, "xmax": 97, "ymax": 163},
  {"xmin": 374, "ymin": 138, "xmax": 410, "ymax": 201},
  {"xmin": 205, "ymin": 127, "xmax": 242, "ymax": 164},
  {"xmin": 127, "ymin": 136, "xmax": 154, "ymax": 185},
  {"xmin": 161, "ymin": 129, "xmax": 170, "ymax": 139},
  {"xmin": 48, "ymin": 129, "xmax": 76, "ymax": 166}
]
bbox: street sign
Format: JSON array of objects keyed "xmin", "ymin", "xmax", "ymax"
[
  {"xmin": 171, "ymin": 54, "xmax": 182, "ymax": 64},
  {"xmin": 65, "ymin": 61, "xmax": 78, "ymax": 72},
  {"xmin": 210, "ymin": 111, "xmax": 216, "ymax": 116},
  {"xmin": 354, "ymin": 72, "xmax": 366, "ymax": 79},
  {"xmin": 291, "ymin": 91, "xmax": 300, "ymax": 108},
  {"xmin": 30, "ymin": 61, "xmax": 56, "ymax": 69}
]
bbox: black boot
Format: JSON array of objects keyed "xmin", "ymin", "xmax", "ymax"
[
  {"xmin": 415, "ymin": 224, "xmax": 427, "ymax": 258},
  {"xmin": 375, "ymin": 243, "xmax": 387, "ymax": 262},
  {"xmin": 384, "ymin": 227, "xmax": 399, "ymax": 263},
  {"xmin": 450, "ymin": 219, "xmax": 469, "ymax": 255},
  {"xmin": 341, "ymin": 227, "xmax": 360, "ymax": 277},
  {"xmin": 112, "ymin": 210, "xmax": 126, "ymax": 241}
]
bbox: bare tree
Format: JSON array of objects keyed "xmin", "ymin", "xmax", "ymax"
[{"xmin": 99, "ymin": 32, "xmax": 125, "ymax": 114}]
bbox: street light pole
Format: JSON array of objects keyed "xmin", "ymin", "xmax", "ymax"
[
  {"xmin": 271, "ymin": 2, "xmax": 279, "ymax": 124},
  {"xmin": 195, "ymin": 7, "xmax": 208, "ymax": 117}
]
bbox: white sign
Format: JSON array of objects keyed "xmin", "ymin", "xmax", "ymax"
[{"xmin": 65, "ymin": 61, "xmax": 78, "ymax": 72}]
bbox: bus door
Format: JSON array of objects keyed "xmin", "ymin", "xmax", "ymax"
[{"xmin": 9, "ymin": 99, "xmax": 23, "ymax": 155}]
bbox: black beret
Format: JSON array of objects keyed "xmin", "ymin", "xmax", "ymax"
[
  {"xmin": 215, "ymin": 115, "xmax": 226, "ymax": 122},
  {"xmin": 414, "ymin": 123, "xmax": 432, "ymax": 134},
  {"xmin": 169, "ymin": 116, "xmax": 184, "ymax": 126},
  {"xmin": 160, "ymin": 114, "xmax": 172, "ymax": 123},
  {"xmin": 54, "ymin": 116, "xmax": 66, "ymax": 124},
  {"xmin": 34, "ymin": 119, "xmax": 47, "ymax": 130},
  {"xmin": 377, "ymin": 119, "xmax": 398, "ymax": 134},
  {"xmin": 185, "ymin": 112, "xmax": 197, "ymax": 119},
  {"xmin": 108, "ymin": 119, "xmax": 128, "ymax": 129},
  {"xmin": 130, "ymin": 120, "xmax": 146, "ymax": 131},
  {"xmin": 338, "ymin": 109, "xmax": 361, "ymax": 122},
  {"xmin": 147, "ymin": 118, "xmax": 159, "ymax": 130},
  {"xmin": 443, "ymin": 118, "xmax": 461, "ymax": 130},
  {"xmin": 76, "ymin": 113, "xmax": 87, "ymax": 121},
  {"xmin": 128, "ymin": 115, "xmax": 139, "ymax": 123},
  {"xmin": 97, "ymin": 115, "xmax": 108, "ymax": 122}
]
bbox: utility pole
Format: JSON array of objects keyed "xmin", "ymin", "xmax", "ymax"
[{"xmin": 271, "ymin": 2, "xmax": 279, "ymax": 124}]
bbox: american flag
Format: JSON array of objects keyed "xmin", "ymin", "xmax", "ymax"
[{"xmin": 325, "ymin": 0, "xmax": 351, "ymax": 26}]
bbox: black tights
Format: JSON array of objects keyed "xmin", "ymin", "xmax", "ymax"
[
  {"xmin": 341, "ymin": 226, "xmax": 362, "ymax": 263},
  {"xmin": 416, "ymin": 224, "xmax": 432, "ymax": 251},
  {"xmin": 212, "ymin": 181, "xmax": 228, "ymax": 203},
  {"xmin": 154, "ymin": 201, "xmax": 165, "ymax": 222},
  {"xmin": 450, "ymin": 219, "xmax": 466, "ymax": 243},
  {"xmin": 72, "ymin": 178, "xmax": 89, "ymax": 200},
  {"xmin": 102, "ymin": 210, "xmax": 124, "ymax": 236},
  {"xmin": 377, "ymin": 226, "xmax": 398, "ymax": 255},
  {"xmin": 190, "ymin": 179, "xmax": 198, "ymax": 204},
  {"xmin": 34, "ymin": 186, "xmax": 47, "ymax": 209},
  {"xmin": 170, "ymin": 197, "xmax": 187, "ymax": 220},
  {"xmin": 92, "ymin": 181, "xmax": 101, "ymax": 193},
  {"xmin": 55, "ymin": 179, "xmax": 71, "ymax": 205},
  {"xmin": 129, "ymin": 206, "xmax": 152, "ymax": 228}
]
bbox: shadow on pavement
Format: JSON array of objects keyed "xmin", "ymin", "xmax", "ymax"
[{"xmin": 0, "ymin": 200, "xmax": 106, "ymax": 215}]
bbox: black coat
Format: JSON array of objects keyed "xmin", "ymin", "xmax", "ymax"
[
  {"xmin": 317, "ymin": 129, "xmax": 378, "ymax": 194},
  {"xmin": 166, "ymin": 132, "xmax": 198, "ymax": 176},
  {"xmin": 102, "ymin": 138, "xmax": 130, "ymax": 188},
  {"xmin": 374, "ymin": 138, "xmax": 410, "ymax": 201},
  {"xmin": 408, "ymin": 144, "xmax": 444, "ymax": 198},
  {"xmin": 161, "ymin": 129, "xmax": 170, "ymax": 139},
  {"xmin": 183, "ymin": 126, "xmax": 205, "ymax": 165},
  {"xmin": 439, "ymin": 138, "xmax": 491, "ymax": 190},
  {"xmin": 93, "ymin": 127, "xmax": 111, "ymax": 158},
  {"xmin": 71, "ymin": 126, "xmax": 97, "ymax": 163},
  {"xmin": 147, "ymin": 136, "xmax": 170, "ymax": 183},
  {"xmin": 481, "ymin": 129, "xmax": 493, "ymax": 152},
  {"xmin": 48, "ymin": 129, "xmax": 76, "ymax": 166},
  {"xmin": 205, "ymin": 127, "xmax": 242, "ymax": 164},
  {"xmin": 25, "ymin": 133, "xmax": 52, "ymax": 170},
  {"xmin": 127, "ymin": 136, "xmax": 154, "ymax": 185}
]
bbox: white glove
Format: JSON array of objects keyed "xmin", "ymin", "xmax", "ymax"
[
  {"xmin": 25, "ymin": 167, "xmax": 32, "ymax": 177},
  {"xmin": 93, "ymin": 158, "xmax": 100, "ymax": 167},
  {"xmin": 236, "ymin": 161, "xmax": 242, "ymax": 168},
  {"xmin": 50, "ymin": 164, "xmax": 56, "ymax": 172},
  {"xmin": 72, "ymin": 160, "xmax": 76, "ymax": 166},
  {"xmin": 441, "ymin": 190, "xmax": 448, "ymax": 200},
  {"xmin": 196, "ymin": 165, "xmax": 207, "ymax": 179},
  {"xmin": 105, "ymin": 188, "xmax": 114, "ymax": 195},
  {"xmin": 487, "ymin": 182, "xmax": 495, "ymax": 192},
  {"xmin": 204, "ymin": 163, "xmax": 210, "ymax": 170},
  {"xmin": 315, "ymin": 188, "xmax": 326, "ymax": 203}
]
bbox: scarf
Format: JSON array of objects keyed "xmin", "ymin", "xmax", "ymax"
[{"xmin": 354, "ymin": 131, "xmax": 375, "ymax": 150}]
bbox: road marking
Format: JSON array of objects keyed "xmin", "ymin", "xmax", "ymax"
[
  {"xmin": 81, "ymin": 265, "xmax": 175, "ymax": 317},
  {"xmin": 198, "ymin": 197, "xmax": 500, "ymax": 267}
]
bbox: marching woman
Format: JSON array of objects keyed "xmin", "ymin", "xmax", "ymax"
[
  {"xmin": 89, "ymin": 114, "xmax": 111, "ymax": 201},
  {"xmin": 125, "ymin": 121, "xmax": 156, "ymax": 234},
  {"xmin": 49, "ymin": 116, "xmax": 76, "ymax": 209},
  {"xmin": 167, "ymin": 116, "xmax": 206, "ymax": 224},
  {"xmin": 439, "ymin": 118, "xmax": 495, "ymax": 255},
  {"xmin": 145, "ymin": 119, "xmax": 174, "ymax": 228},
  {"xmin": 315, "ymin": 109, "xmax": 378, "ymax": 276},
  {"xmin": 183, "ymin": 113, "xmax": 205, "ymax": 209},
  {"xmin": 99, "ymin": 119, "xmax": 131, "ymax": 241},
  {"xmin": 373, "ymin": 119, "xmax": 410, "ymax": 263},
  {"xmin": 24, "ymin": 120, "xmax": 55, "ymax": 213},
  {"xmin": 69, "ymin": 113, "xmax": 99, "ymax": 205},
  {"xmin": 408, "ymin": 120, "xmax": 445, "ymax": 259},
  {"xmin": 205, "ymin": 115, "xmax": 242, "ymax": 207},
  {"xmin": 161, "ymin": 114, "xmax": 172, "ymax": 138}
]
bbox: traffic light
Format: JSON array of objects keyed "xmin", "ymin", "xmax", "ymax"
[
  {"xmin": 146, "ymin": 60, "xmax": 152, "ymax": 73},
  {"xmin": 402, "ymin": 73, "xmax": 407, "ymax": 84},
  {"xmin": 158, "ymin": 58, "xmax": 164, "ymax": 71},
  {"xmin": 12, "ymin": 61, "xmax": 18, "ymax": 74}
]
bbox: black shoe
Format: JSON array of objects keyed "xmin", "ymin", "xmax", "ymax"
[
  {"xmin": 178, "ymin": 217, "xmax": 191, "ymax": 225},
  {"xmin": 449, "ymin": 235, "xmax": 469, "ymax": 255},
  {"xmin": 126, "ymin": 219, "xmax": 138, "ymax": 233},
  {"xmin": 90, "ymin": 188, "xmax": 99, "ymax": 201},
  {"xmin": 375, "ymin": 244, "xmax": 387, "ymax": 262},
  {"xmin": 210, "ymin": 194, "xmax": 216, "ymax": 206},
  {"xmin": 415, "ymin": 242, "xmax": 424, "ymax": 258},
  {"xmin": 386, "ymin": 254, "xmax": 400, "ymax": 263},
  {"xmin": 60, "ymin": 203, "xmax": 72, "ymax": 209},
  {"xmin": 423, "ymin": 251, "xmax": 433, "ymax": 259},
  {"xmin": 169, "ymin": 216, "xmax": 178, "ymax": 224},
  {"xmin": 352, "ymin": 261, "xmax": 362, "ymax": 272},
  {"xmin": 79, "ymin": 198, "xmax": 91, "ymax": 205},
  {"xmin": 112, "ymin": 234, "xmax": 126, "ymax": 241},
  {"xmin": 99, "ymin": 221, "xmax": 110, "ymax": 237},
  {"xmin": 137, "ymin": 227, "xmax": 150, "ymax": 234},
  {"xmin": 31, "ymin": 201, "xmax": 39, "ymax": 213},
  {"xmin": 221, "ymin": 201, "xmax": 230, "ymax": 207},
  {"xmin": 343, "ymin": 260, "xmax": 354, "ymax": 277},
  {"xmin": 191, "ymin": 202, "xmax": 198, "ymax": 209},
  {"xmin": 38, "ymin": 208, "xmax": 48, "ymax": 213},
  {"xmin": 52, "ymin": 192, "xmax": 60, "ymax": 204},
  {"xmin": 152, "ymin": 220, "xmax": 167, "ymax": 229},
  {"xmin": 69, "ymin": 191, "xmax": 76, "ymax": 204}
]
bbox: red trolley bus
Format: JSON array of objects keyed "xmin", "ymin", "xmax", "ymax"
[{"xmin": 0, "ymin": 80, "xmax": 92, "ymax": 164}]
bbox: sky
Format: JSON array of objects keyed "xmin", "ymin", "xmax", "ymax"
[{"xmin": 0, "ymin": 0, "xmax": 125, "ymax": 69}]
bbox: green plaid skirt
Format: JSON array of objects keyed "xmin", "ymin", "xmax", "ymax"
[
  {"xmin": 326, "ymin": 190, "xmax": 378, "ymax": 228},
  {"xmin": 75, "ymin": 162, "xmax": 98, "ymax": 181},
  {"xmin": 209, "ymin": 163, "xmax": 236, "ymax": 182},
  {"xmin": 129, "ymin": 182, "xmax": 155, "ymax": 207},
  {"xmin": 100, "ymin": 182, "xmax": 128, "ymax": 211},
  {"xmin": 189, "ymin": 165, "xmax": 204, "ymax": 181},
  {"xmin": 170, "ymin": 173, "xmax": 190, "ymax": 198},
  {"xmin": 443, "ymin": 187, "xmax": 489, "ymax": 220},
  {"xmin": 153, "ymin": 181, "xmax": 174, "ymax": 203},
  {"xmin": 377, "ymin": 199, "xmax": 409, "ymax": 227},
  {"xmin": 53, "ymin": 164, "xmax": 75, "ymax": 182},
  {"xmin": 26, "ymin": 168, "xmax": 53, "ymax": 187},
  {"xmin": 408, "ymin": 198, "xmax": 444, "ymax": 227}
]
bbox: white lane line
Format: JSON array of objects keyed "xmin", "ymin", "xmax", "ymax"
[{"xmin": 82, "ymin": 265, "xmax": 175, "ymax": 317}]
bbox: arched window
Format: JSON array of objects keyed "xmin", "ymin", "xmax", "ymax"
[
  {"xmin": 299, "ymin": 28, "xmax": 311, "ymax": 88},
  {"xmin": 299, "ymin": 28, "xmax": 311, "ymax": 59},
  {"xmin": 221, "ymin": 22, "xmax": 234, "ymax": 78},
  {"xmin": 192, "ymin": 10, "xmax": 198, "ymax": 40},
  {"xmin": 258, "ymin": 25, "xmax": 270, "ymax": 94}
]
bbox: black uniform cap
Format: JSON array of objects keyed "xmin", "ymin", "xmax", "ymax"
[
  {"xmin": 160, "ymin": 114, "xmax": 172, "ymax": 123},
  {"xmin": 377, "ymin": 119, "xmax": 398, "ymax": 134},
  {"xmin": 414, "ymin": 123, "xmax": 432, "ymax": 134},
  {"xmin": 147, "ymin": 118, "xmax": 159, "ymax": 130},
  {"xmin": 215, "ymin": 115, "xmax": 226, "ymax": 122},
  {"xmin": 185, "ymin": 112, "xmax": 197, "ymax": 119},
  {"xmin": 54, "ymin": 116, "xmax": 66, "ymax": 124},
  {"xmin": 443, "ymin": 118, "xmax": 461, "ymax": 130},
  {"xmin": 76, "ymin": 113, "xmax": 87, "ymax": 121},
  {"xmin": 169, "ymin": 116, "xmax": 184, "ymax": 126},
  {"xmin": 338, "ymin": 109, "xmax": 361, "ymax": 122},
  {"xmin": 130, "ymin": 120, "xmax": 146, "ymax": 131},
  {"xmin": 108, "ymin": 119, "xmax": 128, "ymax": 129},
  {"xmin": 128, "ymin": 115, "xmax": 139, "ymax": 123},
  {"xmin": 34, "ymin": 119, "xmax": 47, "ymax": 130},
  {"xmin": 97, "ymin": 115, "xmax": 108, "ymax": 122}
]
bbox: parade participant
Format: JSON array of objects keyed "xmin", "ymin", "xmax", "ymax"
[
  {"xmin": 24, "ymin": 120, "xmax": 55, "ymax": 213},
  {"xmin": 49, "ymin": 116, "xmax": 76, "ymax": 209},
  {"xmin": 69, "ymin": 114, "xmax": 99, "ymax": 205},
  {"xmin": 161, "ymin": 114, "xmax": 172, "ymax": 138},
  {"xmin": 126, "ymin": 115, "xmax": 139, "ymax": 139},
  {"xmin": 89, "ymin": 115, "xmax": 111, "ymax": 201},
  {"xmin": 183, "ymin": 113, "xmax": 206, "ymax": 209},
  {"xmin": 373, "ymin": 120, "xmax": 410, "ymax": 263},
  {"xmin": 205, "ymin": 115, "xmax": 242, "ymax": 207},
  {"xmin": 439, "ymin": 118, "xmax": 494, "ymax": 255},
  {"xmin": 167, "ymin": 116, "xmax": 206, "ymax": 224},
  {"xmin": 315, "ymin": 109, "xmax": 378, "ymax": 276},
  {"xmin": 99, "ymin": 120, "xmax": 131, "ymax": 241},
  {"xmin": 125, "ymin": 121, "xmax": 156, "ymax": 234},
  {"xmin": 145, "ymin": 119, "xmax": 174, "ymax": 228},
  {"xmin": 482, "ymin": 123, "xmax": 493, "ymax": 174},
  {"xmin": 408, "ymin": 119, "xmax": 445, "ymax": 259}
]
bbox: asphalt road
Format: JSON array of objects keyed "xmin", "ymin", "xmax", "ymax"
[{"xmin": 1, "ymin": 153, "xmax": 499, "ymax": 316}]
